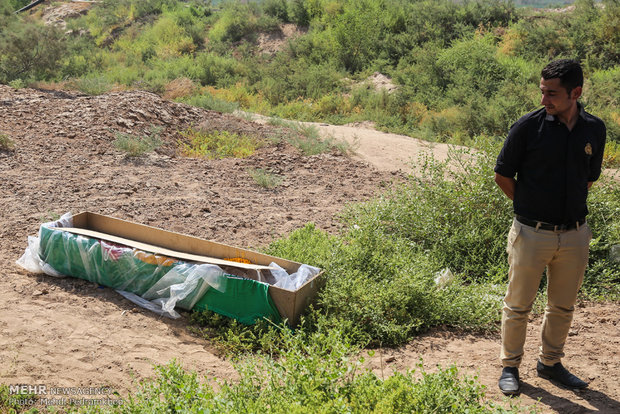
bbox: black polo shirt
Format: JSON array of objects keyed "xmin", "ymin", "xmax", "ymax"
[{"xmin": 495, "ymin": 104, "xmax": 606, "ymax": 224}]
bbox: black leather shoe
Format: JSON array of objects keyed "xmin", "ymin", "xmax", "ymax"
[
  {"xmin": 499, "ymin": 367, "xmax": 520, "ymax": 395},
  {"xmin": 537, "ymin": 361, "xmax": 588, "ymax": 389}
]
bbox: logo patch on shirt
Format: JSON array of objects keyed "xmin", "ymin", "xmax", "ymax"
[{"xmin": 585, "ymin": 142, "xmax": 592, "ymax": 155}]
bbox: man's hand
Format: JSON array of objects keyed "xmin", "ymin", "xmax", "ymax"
[
  {"xmin": 588, "ymin": 181, "xmax": 593, "ymax": 190},
  {"xmin": 495, "ymin": 173, "xmax": 516, "ymax": 201}
]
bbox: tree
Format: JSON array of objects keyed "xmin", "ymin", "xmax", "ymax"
[{"xmin": 0, "ymin": 19, "xmax": 66, "ymax": 83}]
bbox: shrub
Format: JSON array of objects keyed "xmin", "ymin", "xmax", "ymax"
[
  {"xmin": 0, "ymin": 19, "xmax": 65, "ymax": 83},
  {"xmin": 248, "ymin": 168, "xmax": 284, "ymax": 189},
  {"xmin": 71, "ymin": 75, "xmax": 115, "ymax": 96},
  {"xmin": 192, "ymin": 52, "xmax": 241, "ymax": 87},
  {"xmin": 120, "ymin": 326, "xmax": 524, "ymax": 413},
  {"xmin": 163, "ymin": 77, "xmax": 195, "ymax": 100},
  {"xmin": 113, "ymin": 126, "xmax": 163, "ymax": 157},
  {"xmin": 208, "ymin": 3, "xmax": 257, "ymax": 43},
  {"xmin": 262, "ymin": 0, "xmax": 289, "ymax": 22},
  {"xmin": 0, "ymin": 132, "xmax": 15, "ymax": 151},
  {"xmin": 178, "ymin": 128, "xmax": 264, "ymax": 159},
  {"xmin": 178, "ymin": 91, "xmax": 239, "ymax": 113},
  {"xmin": 583, "ymin": 175, "xmax": 620, "ymax": 299},
  {"xmin": 267, "ymin": 119, "xmax": 351, "ymax": 155}
]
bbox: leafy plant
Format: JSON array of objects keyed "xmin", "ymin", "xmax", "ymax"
[
  {"xmin": 0, "ymin": 18, "xmax": 65, "ymax": 83},
  {"xmin": 0, "ymin": 383, "xmax": 39, "ymax": 413},
  {"xmin": 113, "ymin": 126, "xmax": 163, "ymax": 157},
  {"xmin": 178, "ymin": 128, "xmax": 264, "ymax": 159},
  {"xmin": 119, "ymin": 325, "xmax": 528, "ymax": 413},
  {"xmin": 178, "ymin": 92, "xmax": 239, "ymax": 113},
  {"xmin": 248, "ymin": 168, "xmax": 283, "ymax": 189},
  {"xmin": 71, "ymin": 75, "xmax": 114, "ymax": 96},
  {"xmin": 0, "ymin": 132, "xmax": 15, "ymax": 151},
  {"xmin": 267, "ymin": 118, "xmax": 353, "ymax": 155}
]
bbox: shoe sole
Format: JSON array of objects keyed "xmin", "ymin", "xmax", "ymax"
[{"xmin": 499, "ymin": 388, "xmax": 520, "ymax": 396}]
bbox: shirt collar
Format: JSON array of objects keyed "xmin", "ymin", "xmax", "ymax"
[{"xmin": 544, "ymin": 102, "xmax": 587, "ymax": 122}]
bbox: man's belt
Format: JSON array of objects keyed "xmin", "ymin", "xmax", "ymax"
[{"xmin": 516, "ymin": 215, "xmax": 586, "ymax": 232}]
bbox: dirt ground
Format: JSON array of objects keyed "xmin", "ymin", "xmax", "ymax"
[{"xmin": 1, "ymin": 85, "xmax": 619, "ymax": 413}]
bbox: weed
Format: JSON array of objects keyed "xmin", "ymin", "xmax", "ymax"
[
  {"xmin": 118, "ymin": 325, "xmax": 529, "ymax": 413},
  {"xmin": 113, "ymin": 126, "xmax": 163, "ymax": 157},
  {"xmin": 163, "ymin": 77, "xmax": 195, "ymax": 100},
  {"xmin": 178, "ymin": 93, "xmax": 239, "ymax": 113},
  {"xmin": 179, "ymin": 128, "xmax": 264, "ymax": 159},
  {"xmin": 248, "ymin": 168, "xmax": 283, "ymax": 189},
  {"xmin": 235, "ymin": 110, "xmax": 256, "ymax": 122},
  {"xmin": 267, "ymin": 118, "xmax": 353, "ymax": 155},
  {"xmin": 0, "ymin": 133, "xmax": 15, "ymax": 152},
  {"xmin": 603, "ymin": 140, "xmax": 620, "ymax": 168},
  {"xmin": 189, "ymin": 310, "xmax": 288, "ymax": 356},
  {"xmin": 71, "ymin": 76, "xmax": 114, "ymax": 96},
  {"xmin": 8, "ymin": 78, "xmax": 25, "ymax": 89},
  {"xmin": 39, "ymin": 211, "xmax": 61, "ymax": 223}
]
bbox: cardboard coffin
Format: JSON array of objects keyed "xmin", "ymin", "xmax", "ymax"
[{"xmin": 54, "ymin": 212, "xmax": 323, "ymax": 326}]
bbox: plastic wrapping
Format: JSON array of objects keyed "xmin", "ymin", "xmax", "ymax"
[
  {"xmin": 270, "ymin": 262, "xmax": 321, "ymax": 291},
  {"xmin": 611, "ymin": 244, "xmax": 620, "ymax": 263},
  {"xmin": 16, "ymin": 215, "xmax": 285, "ymax": 323},
  {"xmin": 434, "ymin": 268, "xmax": 454, "ymax": 288},
  {"xmin": 15, "ymin": 212, "xmax": 73, "ymax": 277},
  {"xmin": 142, "ymin": 264, "xmax": 227, "ymax": 313}
]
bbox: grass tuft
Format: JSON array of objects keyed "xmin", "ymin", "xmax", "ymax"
[
  {"xmin": 267, "ymin": 118, "xmax": 354, "ymax": 155},
  {"xmin": 71, "ymin": 76, "xmax": 115, "ymax": 96},
  {"xmin": 0, "ymin": 133, "xmax": 15, "ymax": 152},
  {"xmin": 179, "ymin": 128, "xmax": 264, "ymax": 159},
  {"xmin": 248, "ymin": 168, "xmax": 283, "ymax": 189},
  {"xmin": 113, "ymin": 126, "xmax": 163, "ymax": 157}
]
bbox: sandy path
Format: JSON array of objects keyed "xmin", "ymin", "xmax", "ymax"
[{"xmin": 238, "ymin": 112, "xmax": 455, "ymax": 174}]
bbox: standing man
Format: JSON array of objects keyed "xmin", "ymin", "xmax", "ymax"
[{"xmin": 494, "ymin": 59, "xmax": 606, "ymax": 395}]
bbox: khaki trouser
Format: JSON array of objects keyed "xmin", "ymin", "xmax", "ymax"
[{"xmin": 500, "ymin": 218, "xmax": 592, "ymax": 367}]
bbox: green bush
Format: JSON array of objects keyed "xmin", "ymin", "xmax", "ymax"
[
  {"xmin": 0, "ymin": 19, "xmax": 66, "ymax": 83},
  {"xmin": 192, "ymin": 52, "xmax": 241, "ymax": 87},
  {"xmin": 0, "ymin": 132, "xmax": 15, "ymax": 151},
  {"xmin": 209, "ymin": 2, "xmax": 257, "ymax": 43},
  {"xmin": 248, "ymin": 168, "xmax": 284, "ymax": 189},
  {"xmin": 582, "ymin": 175, "xmax": 620, "ymax": 299},
  {"xmin": 113, "ymin": 126, "xmax": 163, "ymax": 157},
  {"xmin": 119, "ymin": 326, "xmax": 524, "ymax": 413},
  {"xmin": 178, "ymin": 91, "xmax": 239, "ymax": 113},
  {"xmin": 71, "ymin": 75, "xmax": 115, "ymax": 96},
  {"xmin": 263, "ymin": 0, "xmax": 289, "ymax": 22},
  {"xmin": 179, "ymin": 128, "xmax": 264, "ymax": 159}
]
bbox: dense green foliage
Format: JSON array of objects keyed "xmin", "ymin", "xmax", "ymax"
[
  {"xmin": 1, "ymin": 0, "xmax": 618, "ymax": 148},
  {"xmin": 264, "ymin": 143, "xmax": 620, "ymax": 346},
  {"xmin": 77, "ymin": 327, "xmax": 528, "ymax": 413}
]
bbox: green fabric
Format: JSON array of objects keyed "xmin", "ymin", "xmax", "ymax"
[
  {"xmin": 39, "ymin": 226, "xmax": 170, "ymax": 295},
  {"xmin": 193, "ymin": 275, "xmax": 282, "ymax": 325},
  {"xmin": 38, "ymin": 226, "xmax": 282, "ymax": 324}
]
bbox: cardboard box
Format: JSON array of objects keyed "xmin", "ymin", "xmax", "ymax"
[{"xmin": 62, "ymin": 212, "xmax": 323, "ymax": 325}]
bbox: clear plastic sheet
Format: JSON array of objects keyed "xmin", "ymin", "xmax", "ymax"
[
  {"xmin": 270, "ymin": 262, "xmax": 321, "ymax": 291},
  {"xmin": 15, "ymin": 212, "xmax": 73, "ymax": 277},
  {"xmin": 142, "ymin": 263, "xmax": 228, "ymax": 313}
]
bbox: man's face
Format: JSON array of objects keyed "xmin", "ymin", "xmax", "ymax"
[{"xmin": 539, "ymin": 77, "xmax": 581, "ymax": 118}]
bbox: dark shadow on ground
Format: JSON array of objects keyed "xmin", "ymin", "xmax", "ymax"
[{"xmin": 521, "ymin": 381, "xmax": 620, "ymax": 413}]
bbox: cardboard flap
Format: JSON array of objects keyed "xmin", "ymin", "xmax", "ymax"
[{"xmin": 57, "ymin": 227, "xmax": 274, "ymax": 271}]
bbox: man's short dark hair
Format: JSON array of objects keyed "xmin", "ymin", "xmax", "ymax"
[{"xmin": 541, "ymin": 59, "xmax": 583, "ymax": 93}]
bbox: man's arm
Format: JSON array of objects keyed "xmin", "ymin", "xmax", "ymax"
[{"xmin": 495, "ymin": 173, "xmax": 516, "ymax": 201}]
